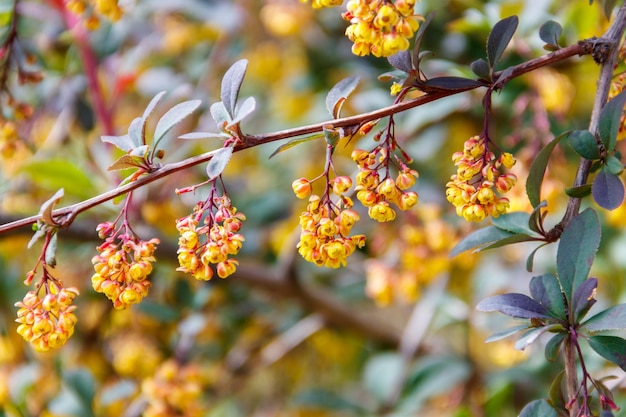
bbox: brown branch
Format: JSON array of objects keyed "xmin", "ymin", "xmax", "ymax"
[
  {"xmin": 0, "ymin": 29, "xmax": 606, "ymax": 236},
  {"xmin": 555, "ymin": 4, "xmax": 626, "ymax": 239}
]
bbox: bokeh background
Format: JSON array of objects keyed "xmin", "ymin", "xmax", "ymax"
[{"xmin": 1, "ymin": 0, "xmax": 626, "ymax": 416}]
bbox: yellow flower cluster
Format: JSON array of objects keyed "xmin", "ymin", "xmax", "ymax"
[
  {"xmin": 141, "ymin": 360, "xmax": 206, "ymax": 417},
  {"xmin": 365, "ymin": 206, "xmax": 462, "ymax": 305},
  {"xmin": 91, "ymin": 227, "xmax": 160, "ymax": 309},
  {"xmin": 15, "ymin": 282, "xmax": 79, "ymax": 352},
  {"xmin": 351, "ymin": 148, "xmax": 419, "ymax": 222},
  {"xmin": 176, "ymin": 196, "xmax": 246, "ymax": 280},
  {"xmin": 301, "ymin": 0, "xmax": 344, "ymax": 8},
  {"xmin": 0, "ymin": 121, "xmax": 18, "ymax": 159},
  {"xmin": 342, "ymin": 0, "xmax": 421, "ymax": 57},
  {"xmin": 446, "ymin": 136, "xmax": 517, "ymax": 222},
  {"xmin": 294, "ymin": 176, "xmax": 366, "ymax": 268},
  {"xmin": 65, "ymin": 0, "xmax": 123, "ymax": 29}
]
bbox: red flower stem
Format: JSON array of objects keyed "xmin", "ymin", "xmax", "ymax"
[{"xmin": 60, "ymin": 6, "xmax": 115, "ymax": 135}]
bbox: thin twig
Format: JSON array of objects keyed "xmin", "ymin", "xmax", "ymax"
[{"xmin": 0, "ymin": 39, "xmax": 596, "ymax": 235}]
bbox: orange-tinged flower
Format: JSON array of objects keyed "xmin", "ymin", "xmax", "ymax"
[
  {"xmin": 176, "ymin": 195, "xmax": 245, "ymax": 281},
  {"xmin": 446, "ymin": 136, "xmax": 517, "ymax": 222},
  {"xmin": 15, "ymin": 284, "xmax": 79, "ymax": 352},
  {"xmin": 292, "ymin": 178, "xmax": 312, "ymax": 199}
]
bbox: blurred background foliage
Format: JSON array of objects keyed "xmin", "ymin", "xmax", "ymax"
[{"xmin": 1, "ymin": 0, "xmax": 626, "ymax": 416}]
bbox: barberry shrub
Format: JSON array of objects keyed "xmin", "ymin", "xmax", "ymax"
[{"xmin": 1, "ymin": 1, "xmax": 626, "ymax": 416}]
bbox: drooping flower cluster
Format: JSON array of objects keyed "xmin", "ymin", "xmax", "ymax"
[
  {"xmin": 342, "ymin": 0, "xmax": 422, "ymax": 57},
  {"xmin": 141, "ymin": 360, "xmax": 207, "ymax": 417},
  {"xmin": 65, "ymin": 0, "xmax": 123, "ymax": 29},
  {"xmin": 293, "ymin": 176, "xmax": 366, "ymax": 268},
  {"xmin": 91, "ymin": 222, "xmax": 160, "ymax": 309},
  {"xmin": 176, "ymin": 195, "xmax": 246, "ymax": 280},
  {"xmin": 352, "ymin": 148, "xmax": 419, "ymax": 222},
  {"xmin": 15, "ymin": 279, "xmax": 79, "ymax": 352},
  {"xmin": 446, "ymin": 136, "xmax": 517, "ymax": 222},
  {"xmin": 300, "ymin": 0, "xmax": 344, "ymax": 8}
]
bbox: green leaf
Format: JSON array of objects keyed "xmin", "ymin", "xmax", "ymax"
[
  {"xmin": 449, "ymin": 226, "xmax": 516, "ymax": 257},
  {"xmin": 572, "ymin": 277, "xmax": 598, "ymax": 323},
  {"xmin": 410, "ymin": 11, "xmax": 436, "ymax": 72},
  {"xmin": 598, "ymin": 90, "xmax": 626, "ymax": 153},
  {"xmin": 587, "ymin": 335, "xmax": 626, "ymax": 371},
  {"xmin": 101, "ymin": 134, "xmax": 135, "ymax": 152},
  {"xmin": 136, "ymin": 300, "xmax": 180, "ymax": 323},
  {"xmin": 539, "ymin": 20, "xmax": 562, "ymax": 48},
  {"xmin": 547, "ymin": 371, "xmax": 567, "ymax": 412},
  {"xmin": 62, "ymin": 368, "xmax": 95, "ymax": 414},
  {"xmin": 528, "ymin": 199, "xmax": 548, "ymax": 235},
  {"xmin": 153, "ymin": 99, "xmax": 202, "ymax": 150},
  {"xmin": 601, "ymin": 0, "xmax": 619, "ymax": 19},
  {"xmin": 178, "ymin": 132, "xmax": 229, "ymax": 140},
  {"xmin": 22, "ymin": 159, "xmax": 96, "ymax": 200},
  {"xmin": 486, "ymin": 15, "xmax": 519, "ymax": 69},
  {"xmin": 45, "ymin": 232, "xmax": 58, "ymax": 267},
  {"xmin": 363, "ymin": 353, "xmax": 404, "ymax": 403},
  {"xmin": 529, "ymin": 274, "xmax": 566, "ymax": 320},
  {"xmin": 470, "ymin": 58, "xmax": 491, "ymax": 80},
  {"xmin": 206, "ymin": 147, "xmax": 234, "ymax": 180},
  {"xmin": 221, "ymin": 59, "xmax": 248, "ymax": 118},
  {"xmin": 583, "ymin": 303, "xmax": 626, "ymax": 333},
  {"xmin": 421, "ymin": 76, "xmax": 483, "ymax": 91},
  {"xmin": 545, "ymin": 334, "xmax": 566, "ymax": 362},
  {"xmin": 519, "ymin": 399, "xmax": 558, "ymax": 417},
  {"xmin": 605, "ymin": 154, "xmax": 624, "ymax": 175},
  {"xmin": 476, "ymin": 293, "xmax": 551, "ymax": 319},
  {"xmin": 230, "ymin": 96, "xmax": 256, "ymax": 126},
  {"xmin": 565, "ymin": 184, "xmax": 592, "ymax": 198},
  {"xmin": 515, "ymin": 325, "xmax": 560, "ymax": 351},
  {"xmin": 527, "ymin": 132, "xmax": 568, "ymax": 207},
  {"xmin": 210, "ymin": 101, "xmax": 232, "ymax": 132},
  {"xmin": 325, "ymin": 76, "xmax": 360, "ymax": 119},
  {"xmin": 99, "ymin": 380, "xmax": 137, "ymax": 406},
  {"xmin": 128, "ymin": 116, "xmax": 145, "ymax": 149},
  {"xmin": 323, "ymin": 125, "xmax": 342, "ymax": 148},
  {"xmin": 142, "ymin": 91, "xmax": 167, "ymax": 121},
  {"xmin": 556, "ymin": 208, "xmax": 600, "ymax": 302},
  {"xmin": 480, "ymin": 233, "xmax": 539, "ymax": 251},
  {"xmin": 568, "ymin": 130, "xmax": 600, "ymax": 160},
  {"xmin": 485, "ymin": 324, "xmax": 530, "ymax": 343},
  {"xmin": 592, "ymin": 167, "xmax": 624, "ymax": 210},
  {"xmin": 399, "ymin": 356, "xmax": 470, "ymax": 413},
  {"xmin": 107, "ymin": 154, "xmax": 146, "ymax": 171},
  {"xmin": 269, "ymin": 133, "xmax": 324, "ymax": 159},
  {"xmin": 492, "ymin": 211, "xmax": 540, "ymax": 236},
  {"xmin": 294, "ymin": 389, "xmax": 367, "ymax": 412},
  {"xmin": 387, "ymin": 50, "xmax": 412, "ymax": 73},
  {"xmin": 526, "ymin": 242, "xmax": 550, "ymax": 272}
]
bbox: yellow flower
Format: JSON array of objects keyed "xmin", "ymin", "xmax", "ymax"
[
  {"xmin": 15, "ymin": 284, "xmax": 79, "ymax": 352},
  {"xmin": 292, "ymin": 178, "xmax": 312, "ymax": 199},
  {"xmin": 368, "ymin": 201, "xmax": 396, "ymax": 222},
  {"xmin": 446, "ymin": 136, "xmax": 517, "ymax": 222}
]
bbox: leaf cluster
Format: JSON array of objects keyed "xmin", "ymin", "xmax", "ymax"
[{"xmin": 477, "ymin": 209, "xmax": 626, "ymax": 375}]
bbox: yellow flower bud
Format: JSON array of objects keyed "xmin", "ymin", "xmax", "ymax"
[{"xmin": 292, "ymin": 178, "xmax": 312, "ymax": 199}]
